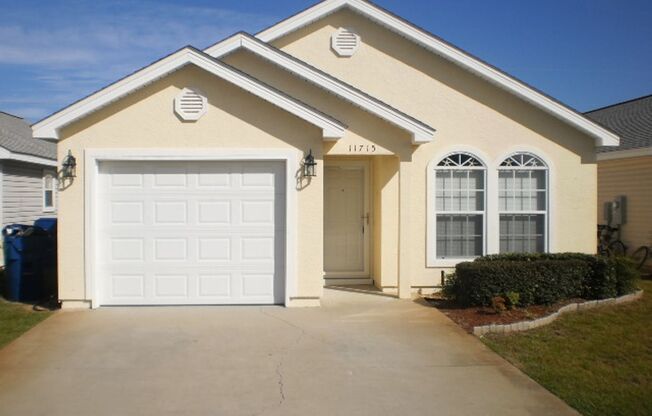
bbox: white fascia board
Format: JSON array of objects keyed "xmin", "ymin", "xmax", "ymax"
[
  {"xmin": 0, "ymin": 147, "xmax": 57, "ymax": 167},
  {"xmin": 597, "ymin": 147, "xmax": 652, "ymax": 161},
  {"xmin": 32, "ymin": 48, "xmax": 346, "ymax": 141},
  {"xmin": 256, "ymin": 0, "xmax": 619, "ymax": 147},
  {"xmin": 205, "ymin": 33, "xmax": 435, "ymax": 144}
]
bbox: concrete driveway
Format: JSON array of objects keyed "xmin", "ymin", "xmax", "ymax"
[{"xmin": 0, "ymin": 288, "xmax": 576, "ymax": 415}]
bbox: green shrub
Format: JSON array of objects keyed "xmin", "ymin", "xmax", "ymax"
[
  {"xmin": 444, "ymin": 253, "xmax": 639, "ymax": 307},
  {"xmin": 451, "ymin": 259, "xmax": 588, "ymax": 306},
  {"xmin": 613, "ymin": 257, "xmax": 640, "ymax": 295},
  {"xmin": 441, "ymin": 272, "xmax": 460, "ymax": 302}
]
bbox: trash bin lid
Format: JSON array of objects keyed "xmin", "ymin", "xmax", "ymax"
[{"xmin": 34, "ymin": 218, "xmax": 57, "ymax": 235}]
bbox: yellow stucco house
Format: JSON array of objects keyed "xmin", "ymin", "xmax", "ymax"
[{"xmin": 33, "ymin": 0, "xmax": 619, "ymax": 308}]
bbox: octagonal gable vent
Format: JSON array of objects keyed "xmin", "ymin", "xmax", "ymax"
[
  {"xmin": 331, "ymin": 28, "xmax": 360, "ymax": 57},
  {"xmin": 174, "ymin": 88, "xmax": 207, "ymax": 121}
]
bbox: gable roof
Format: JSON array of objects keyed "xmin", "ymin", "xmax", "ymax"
[
  {"xmin": 0, "ymin": 112, "xmax": 57, "ymax": 166},
  {"xmin": 585, "ymin": 94, "xmax": 652, "ymax": 154},
  {"xmin": 255, "ymin": 0, "xmax": 619, "ymax": 147},
  {"xmin": 205, "ymin": 32, "xmax": 436, "ymax": 144},
  {"xmin": 32, "ymin": 47, "xmax": 347, "ymax": 141}
]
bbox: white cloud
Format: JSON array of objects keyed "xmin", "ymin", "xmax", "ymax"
[{"xmin": 0, "ymin": 0, "xmax": 278, "ymax": 121}]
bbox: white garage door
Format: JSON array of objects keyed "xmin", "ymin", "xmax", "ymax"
[{"xmin": 96, "ymin": 160, "xmax": 286, "ymax": 305}]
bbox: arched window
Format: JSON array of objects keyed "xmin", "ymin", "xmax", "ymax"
[
  {"xmin": 434, "ymin": 153, "xmax": 486, "ymax": 259},
  {"xmin": 498, "ymin": 153, "xmax": 548, "ymax": 253}
]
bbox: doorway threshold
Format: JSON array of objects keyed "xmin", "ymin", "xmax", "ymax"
[{"xmin": 325, "ymin": 284, "xmax": 398, "ymax": 298}]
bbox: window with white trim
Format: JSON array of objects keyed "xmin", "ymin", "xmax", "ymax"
[
  {"xmin": 434, "ymin": 153, "xmax": 486, "ymax": 259},
  {"xmin": 498, "ymin": 153, "xmax": 547, "ymax": 253},
  {"xmin": 43, "ymin": 172, "xmax": 55, "ymax": 211}
]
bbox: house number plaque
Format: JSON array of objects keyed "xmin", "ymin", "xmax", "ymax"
[{"xmin": 348, "ymin": 144, "xmax": 377, "ymax": 153}]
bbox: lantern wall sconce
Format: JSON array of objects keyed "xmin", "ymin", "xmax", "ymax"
[
  {"xmin": 303, "ymin": 149, "xmax": 317, "ymax": 177},
  {"xmin": 61, "ymin": 150, "xmax": 77, "ymax": 180}
]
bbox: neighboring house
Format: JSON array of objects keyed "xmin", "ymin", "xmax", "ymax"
[
  {"xmin": 33, "ymin": 0, "xmax": 618, "ymax": 309},
  {"xmin": 0, "ymin": 112, "xmax": 58, "ymax": 263},
  {"xmin": 586, "ymin": 94, "xmax": 652, "ymax": 253}
]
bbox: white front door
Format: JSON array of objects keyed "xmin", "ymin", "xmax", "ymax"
[
  {"xmin": 324, "ymin": 162, "xmax": 370, "ymax": 279},
  {"xmin": 96, "ymin": 160, "xmax": 285, "ymax": 305}
]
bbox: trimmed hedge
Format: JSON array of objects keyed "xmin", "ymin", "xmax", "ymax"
[{"xmin": 443, "ymin": 253, "xmax": 639, "ymax": 307}]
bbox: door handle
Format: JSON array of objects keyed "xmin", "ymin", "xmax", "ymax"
[{"xmin": 361, "ymin": 213, "xmax": 369, "ymax": 234}]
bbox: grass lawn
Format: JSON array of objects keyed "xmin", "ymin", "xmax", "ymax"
[
  {"xmin": 0, "ymin": 299, "xmax": 53, "ymax": 349},
  {"xmin": 483, "ymin": 280, "xmax": 652, "ymax": 416}
]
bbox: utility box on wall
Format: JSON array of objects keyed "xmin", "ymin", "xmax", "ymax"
[{"xmin": 603, "ymin": 195, "xmax": 627, "ymax": 227}]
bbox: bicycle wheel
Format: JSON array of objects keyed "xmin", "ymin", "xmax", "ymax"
[
  {"xmin": 631, "ymin": 246, "xmax": 650, "ymax": 270},
  {"xmin": 608, "ymin": 240, "xmax": 626, "ymax": 257}
]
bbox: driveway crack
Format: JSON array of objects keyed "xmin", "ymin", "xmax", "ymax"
[
  {"xmin": 259, "ymin": 308, "xmax": 307, "ymax": 407},
  {"xmin": 275, "ymin": 360, "xmax": 286, "ymax": 404}
]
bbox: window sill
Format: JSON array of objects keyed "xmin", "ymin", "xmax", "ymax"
[{"xmin": 428, "ymin": 258, "xmax": 477, "ymax": 268}]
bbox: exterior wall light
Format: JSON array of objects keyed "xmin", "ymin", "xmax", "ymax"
[
  {"xmin": 303, "ymin": 149, "xmax": 317, "ymax": 177},
  {"xmin": 62, "ymin": 150, "xmax": 77, "ymax": 179}
]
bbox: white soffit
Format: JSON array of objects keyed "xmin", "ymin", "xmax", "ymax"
[
  {"xmin": 32, "ymin": 48, "xmax": 346, "ymax": 141},
  {"xmin": 205, "ymin": 32, "xmax": 436, "ymax": 144},
  {"xmin": 255, "ymin": 0, "xmax": 619, "ymax": 147},
  {"xmin": 0, "ymin": 147, "xmax": 57, "ymax": 167}
]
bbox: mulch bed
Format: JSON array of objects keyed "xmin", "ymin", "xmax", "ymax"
[{"xmin": 424, "ymin": 295, "xmax": 586, "ymax": 333}]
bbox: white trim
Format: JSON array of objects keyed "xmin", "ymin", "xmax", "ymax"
[
  {"xmin": 426, "ymin": 147, "xmax": 490, "ymax": 268},
  {"xmin": 205, "ymin": 33, "xmax": 436, "ymax": 144},
  {"xmin": 0, "ymin": 147, "xmax": 57, "ymax": 167},
  {"xmin": 83, "ymin": 148, "xmax": 299, "ymax": 308},
  {"xmin": 597, "ymin": 147, "xmax": 652, "ymax": 161},
  {"xmin": 33, "ymin": 48, "xmax": 346, "ymax": 141},
  {"xmin": 323, "ymin": 159, "xmax": 371, "ymax": 278},
  {"xmin": 255, "ymin": 0, "xmax": 619, "ymax": 147},
  {"xmin": 42, "ymin": 169, "xmax": 56, "ymax": 212}
]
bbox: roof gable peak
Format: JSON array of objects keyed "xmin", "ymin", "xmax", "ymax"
[
  {"xmin": 205, "ymin": 31, "xmax": 436, "ymax": 144},
  {"xmin": 254, "ymin": 0, "xmax": 618, "ymax": 147}
]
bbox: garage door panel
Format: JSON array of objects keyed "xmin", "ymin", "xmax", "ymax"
[
  {"xmin": 97, "ymin": 160, "xmax": 285, "ymax": 305},
  {"xmin": 153, "ymin": 201, "xmax": 188, "ymax": 224}
]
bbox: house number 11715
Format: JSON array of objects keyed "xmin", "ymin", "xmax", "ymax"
[{"xmin": 348, "ymin": 144, "xmax": 377, "ymax": 153}]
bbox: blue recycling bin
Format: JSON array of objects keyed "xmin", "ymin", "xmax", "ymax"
[
  {"xmin": 2, "ymin": 220, "xmax": 57, "ymax": 302},
  {"xmin": 34, "ymin": 218, "xmax": 58, "ymax": 300}
]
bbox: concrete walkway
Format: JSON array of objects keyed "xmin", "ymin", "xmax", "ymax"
[{"xmin": 0, "ymin": 289, "xmax": 577, "ymax": 415}]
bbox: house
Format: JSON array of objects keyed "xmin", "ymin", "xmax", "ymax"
[
  {"xmin": 32, "ymin": 0, "xmax": 619, "ymax": 308},
  {"xmin": 586, "ymin": 94, "xmax": 652, "ymax": 253},
  {"xmin": 0, "ymin": 112, "xmax": 57, "ymax": 263}
]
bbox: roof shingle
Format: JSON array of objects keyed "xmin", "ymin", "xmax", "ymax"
[
  {"xmin": 0, "ymin": 112, "xmax": 56, "ymax": 161},
  {"xmin": 585, "ymin": 94, "xmax": 652, "ymax": 153}
]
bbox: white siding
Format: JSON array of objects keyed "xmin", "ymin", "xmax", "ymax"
[{"xmin": 2, "ymin": 161, "xmax": 57, "ymax": 227}]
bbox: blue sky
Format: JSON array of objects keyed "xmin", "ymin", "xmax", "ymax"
[{"xmin": 1, "ymin": 0, "xmax": 651, "ymax": 122}]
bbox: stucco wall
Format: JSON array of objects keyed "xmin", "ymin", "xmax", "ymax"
[
  {"xmin": 598, "ymin": 155, "xmax": 652, "ymax": 251},
  {"xmin": 270, "ymin": 9, "xmax": 598, "ymax": 286},
  {"xmin": 57, "ymin": 65, "xmax": 326, "ymax": 303}
]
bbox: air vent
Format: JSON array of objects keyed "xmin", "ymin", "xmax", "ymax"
[
  {"xmin": 331, "ymin": 28, "xmax": 360, "ymax": 57},
  {"xmin": 174, "ymin": 88, "xmax": 207, "ymax": 121}
]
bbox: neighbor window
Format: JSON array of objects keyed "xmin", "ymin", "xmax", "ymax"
[
  {"xmin": 43, "ymin": 172, "xmax": 55, "ymax": 211},
  {"xmin": 434, "ymin": 153, "xmax": 486, "ymax": 259},
  {"xmin": 498, "ymin": 153, "xmax": 547, "ymax": 253}
]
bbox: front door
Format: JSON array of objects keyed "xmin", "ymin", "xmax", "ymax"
[{"xmin": 324, "ymin": 161, "xmax": 370, "ymax": 281}]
